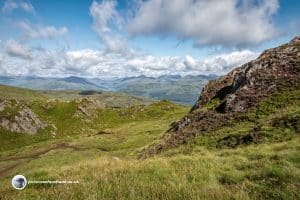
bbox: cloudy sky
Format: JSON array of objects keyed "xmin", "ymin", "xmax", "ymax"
[{"xmin": 0, "ymin": 0, "xmax": 299, "ymax": 78}]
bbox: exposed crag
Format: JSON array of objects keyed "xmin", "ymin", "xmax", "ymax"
[
  {"xmin": 141, "ymin": 36, "xmax": 300, "ymax": 157},
  {"xmin": 0, "ymin": 99, "xmax": 47, "ymax": 134},
  {"xmin": 74, "ymin": 97, "xmax": 106, "ymax": 118}
]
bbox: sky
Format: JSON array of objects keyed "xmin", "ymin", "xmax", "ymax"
[{"xmin": 0, "ymin": 0, "xmax": 299, "ymax": 78}]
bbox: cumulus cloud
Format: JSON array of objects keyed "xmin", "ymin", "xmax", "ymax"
[
  {"xmin": 0, "ymin": 0, "xmax": 263, "ymax": 78},
  {"xmin": 184, "ymin": 55, "xmax": 197, "ymax": 70},
  {"xmin": 128, "ymin": 0, "xmax": 279, "ymax": 47},
  {"xmin": 0, "ymin": 46, "xmax": 259, "ymax": 77},
  {"xmin": 2, "ymin": 0, "xmax": 34, "ymax": 14},
  {"xmin": 4, "ymin": 39, "xmax": 32, "ymax": 60},
  {"xmin": 0, "ymin": 56, "xmax": 3, "ymax": 68},
  {"xmin": 89, "ymin": 0, "xmax": 127, "ymax": 53},
  {"xmin": 184, "ymin": 50, "xmax": 259, "ymax": 73},
  {"xmin": 67, "ymin": 50, "xmax": 103, "ymax": 67},
  {"xmin": 15, "ymin": 21, "xmax": 68, "ymax": 41}
]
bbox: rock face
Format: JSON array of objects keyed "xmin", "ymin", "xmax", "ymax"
[
  {"xmin": 192, "ymin": 36, "xmax": 300, "ymax": 113},
  {"xmin": 142, "ymin": 36, "xmax": 300, "ymax": 157},
  {"xmin": 0, "ymin": 100, "xmax": 47, "ymax": 134}
]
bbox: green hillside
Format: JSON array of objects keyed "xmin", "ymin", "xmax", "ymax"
[
  {"xmin": 0, "ymin": 84, "xmax": 153, "ymax": 106},
  {"xmin": 0, "ymin": 36, "xmax": 300, "ymax": 200},
  {"xmin": 0, "ymin": 83, "xmax": 299, "ymax": 199},
  {"xmin": 0, "ymin": 84, "xmax": 47, "ymax": 102}
]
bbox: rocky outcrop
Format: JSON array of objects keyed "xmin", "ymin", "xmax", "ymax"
[
  {"xmin": 0, "ymin": 100, "xmax": 47, "ymax": 134},
  {"xmin": 74, "ymin": 97, "xmax": 106, "ymax": 118},
  {"xmin": 141, "ymin": 36, "xmax": 300, "ymax": 157},
  {"xmin": 192, "ymin": 36, "xmax": 300, "ymax": 113}
]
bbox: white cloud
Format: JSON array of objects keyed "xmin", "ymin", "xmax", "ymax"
[
  {"xmin": 89, "ymin": 0, "xmax": 127, "ymax": 53},
  {"xmin": 0, "ymin": 56, "xmax": 3, "ymax": 68},
  {"xmin": 66, "ymin": 49, "xmax": 105, "ymax": 70},
  {"xmin": 128, "ymin": 0, "xmax": 279, "ymax": 47},
  {"xmin": 16, "ymin": 21, "xmax": 68, "ymax": 41},
  {"xmin": 4, "ymin": 39, "xmax": 32, "ymax": 60},
  {"xmin": 184, "ymin": 55, "xmax": 197, "ymax": 70},
  {"xmin": 2, "ymin": 0, "xmax": 34, "ymax": 14},
  {"xmin": 182, "ymin": 50, "xmax": 258, "ymax": 73},
  {"xmin": 0, "ymin": 46, "xmax": 259, "ymax": 78},
  {"xmin": 0, "ymin": 0, "xmax": 263, "ymax": 78}
]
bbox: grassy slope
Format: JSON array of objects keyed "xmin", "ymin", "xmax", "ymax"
[
  {"xmin": 0, "ymin": 84, "xmax": 153, "ymax": 106},
  {"xmin": 0, "ymin": 85, "xmax": 299, "ymax": 199},
  {"xmin": 0, "ymin": 84, "xmax": 154, "ymax": 152},
  {"xmin": 1, "ymin": 137, "xmax": 299, "ymax": 199},
  {"xmin": 0, "ymin": 84, "xmax": 46, "ymax": 102}
]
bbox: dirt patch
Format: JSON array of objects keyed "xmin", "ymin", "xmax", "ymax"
[
  {"xmin": 97, "ymin": 147, "xmax": 109, "ymax": 152},
  {"xmin": 96, "ymin": 130, "xmax": 112, "ymax": 135},
  {"xmin": 0, "ymin": 163, "xmax": 20, "ymax": 178},
  {"xmin": 0, "ymin": 143, "xmax": 88, "ymax": 178}
]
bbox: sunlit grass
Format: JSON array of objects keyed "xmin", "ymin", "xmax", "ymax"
[
  {"xmin": 0, "ymin": 85, "xmax": 299, "ymax": 199},
  {"xmin": 1, "ymin": 137, "xmax": 299, "ymax": 200}
]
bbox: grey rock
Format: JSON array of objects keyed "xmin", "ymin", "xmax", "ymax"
[
  {"xmin": 0, "ymin": 100, "xmax": 47, "ymax": 134},
  {"xmin": 74, "ymin": 98, "xmax": 106, "ymax": 118}
]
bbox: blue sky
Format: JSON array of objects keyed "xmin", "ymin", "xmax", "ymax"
[{"xmin": 0, "ymin": 0, "xmax": 299, "ymax": 78}]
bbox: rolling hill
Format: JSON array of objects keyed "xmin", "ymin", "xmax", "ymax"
[
  {"xmin": 0, "ymin": 74, "xmax": 216, "ymax": 105},
  {"xmin": 0, "ymin": 37, "xmax": 299, "ymax": 200},
  {"xmin": 0, "ymin": 76, "xmax": 105, "ymax": 91}
]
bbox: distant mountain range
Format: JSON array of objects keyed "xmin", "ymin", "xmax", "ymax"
[
  {"xmin": 0, "ymin": 76, "xmax": 104, "ymax": 91},
  {"xmin": 0, "ymin": 74, "xmax": 217, "ymax": 105}
]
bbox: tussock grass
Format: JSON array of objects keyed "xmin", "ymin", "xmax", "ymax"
[{"xmin": 1, "ymin": 137, "xmax": 299, "ymax": 199}]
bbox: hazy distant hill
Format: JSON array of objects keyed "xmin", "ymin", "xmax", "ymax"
[
  {"xmin": 0, "ymin": 74, "xmax": 217, "ymax": 105},
  {"xmin": 107, "ymin": 75, "xmax": 217, "ymax": 105},
  {"xmin": 0, "ymin": 76, "xmax": 104, "ymax": 91}
]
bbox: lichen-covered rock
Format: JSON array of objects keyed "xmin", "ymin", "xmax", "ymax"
[
  {"xmin": 74, "ymin": 97, "xmax": 106, "ymax": 118},
  {"xmin": 0, "ymin": 100, "xmax": 47, "ymax": 134}
]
